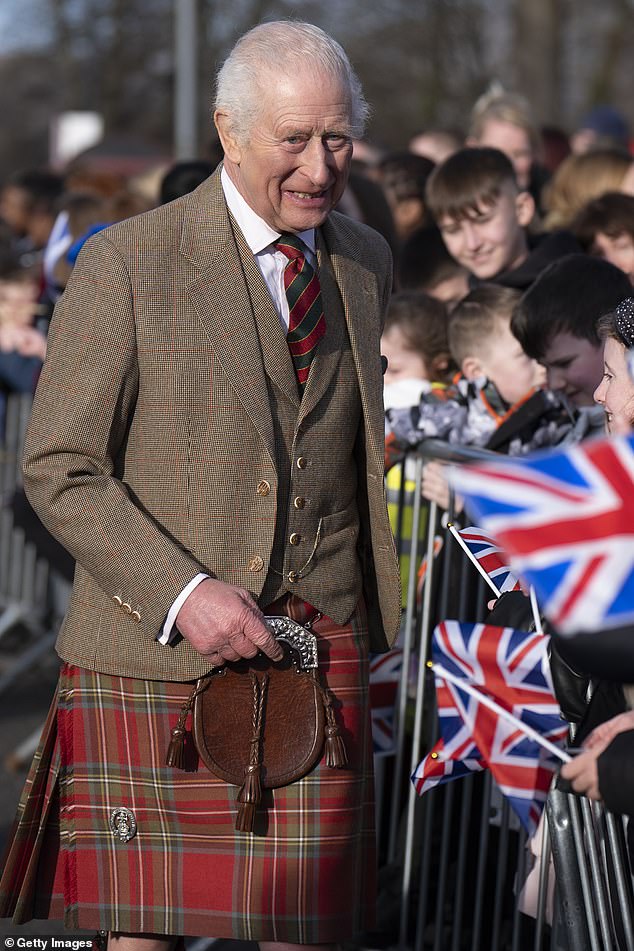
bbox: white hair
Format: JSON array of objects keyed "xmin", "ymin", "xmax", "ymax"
[{"xmin": 214, "ymin": 21, "xmax": 370, "ymax": 143}]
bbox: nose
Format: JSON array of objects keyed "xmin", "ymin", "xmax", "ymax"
[
  {"xmin": 303, "ymin": 138, "xmax": 333, "ymax": 188},
  {"xmin": 546, "ymin": 366, "xmax": 566, "ymax": 392},
  {"xmin": 593, "ymin": 375, "xmax": 607, "ymax": 405},
  {"xmin": 462, "ymin": 222, "xmax": 481, "ymax": 251}
]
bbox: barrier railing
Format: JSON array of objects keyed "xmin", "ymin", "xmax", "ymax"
[{"xmin": 379, "ymin": 439, "xmax": 634, "ymax": 950}]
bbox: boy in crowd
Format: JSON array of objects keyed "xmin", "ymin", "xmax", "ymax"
[
  {"xmin": 511, "ymin": 254, "xmax": 632, "ymax": 415},
  {"xmin": 572, "ymin": 192, "xmax": 634, "ymax": 285},
  {"xmin": 426, "ymin": 147, "xmax": 578, "ymax": 290}
]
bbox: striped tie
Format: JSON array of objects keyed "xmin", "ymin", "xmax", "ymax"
[{"xmin": 275, "ymin": 233, "xmax": 325, "ymax": 392}]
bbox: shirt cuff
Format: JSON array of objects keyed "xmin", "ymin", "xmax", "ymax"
[{"xmin": 158, "ymin": 573, "xmax": 210, "ymax": 645}]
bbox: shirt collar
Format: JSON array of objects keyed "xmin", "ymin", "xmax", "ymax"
[{"xmin": 221, "ymin": 165, "xmax": 316, "ymax": 256}]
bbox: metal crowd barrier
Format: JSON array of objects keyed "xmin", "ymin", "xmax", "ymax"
[
  {"xmin": 378, "ymin": 439, "xmax": 634, "ymax": 950},
  {"xmin": 0, "ymin": 393, "xmax": 71, "ymax": 772}
]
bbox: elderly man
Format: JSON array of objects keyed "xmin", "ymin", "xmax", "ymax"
[{"xmin": 0, "ymin": 19, "xmax": 400, "ymax": 951}]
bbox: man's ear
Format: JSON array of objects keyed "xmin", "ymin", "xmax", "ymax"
[
  {"xmin": 214, "ymin": 111, "xmax": 242, "ymax": 164},
  {"xmin": 461, "ymin": 354, "xmax": 484, "ymax": 381},
  {"xmin": 515, "ymin": 190, "xmax": 535, "ymax": 227}
]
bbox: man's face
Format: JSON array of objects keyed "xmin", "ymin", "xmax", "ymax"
[
  {"xmin": 438, "ymin": 186, "xmax": 530, "ymax": 280},
  {"xmin": 472, "ymin": 119, "xmax": 534, "ymax": 190},
  {"xmin": 539, "ymin": 331, "xmax": 605, "ymax": 406},
  {"xmin": 591, "ymin": 231, "xmax": 634, "ymax": 285},
  {"xmin": 216, "ymin": 69, "xmax": 353, "ymax": 234}
]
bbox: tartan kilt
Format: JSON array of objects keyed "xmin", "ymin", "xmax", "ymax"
[{"xmin": 0, "ymin": 599, "xmax": 376, "ymax": 942}]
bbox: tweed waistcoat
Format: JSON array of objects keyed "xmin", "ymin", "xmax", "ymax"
[
  {"xmin": 230, "ymin": 226, "xmax": 364, "ymax": 616},
  {"xmin": 23, "ymin": 170, "xmax": 401, "ymax": 682}
]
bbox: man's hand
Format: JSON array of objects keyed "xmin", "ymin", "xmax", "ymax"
[{"xmin": 175, "ymin": 577, "xmax": 283, "ymax": 666}]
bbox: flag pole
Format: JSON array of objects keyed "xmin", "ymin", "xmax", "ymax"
[
  {"xmin": 529, "ymin": 586, "xmax": 544, "ymax": 635},
  {"xmin": 430, "ymin": 661, "xmax": 571, "ymax": 763},
  {"xmin": 447, "ymin": 523, "xmax": 501, "ymax": 597}
]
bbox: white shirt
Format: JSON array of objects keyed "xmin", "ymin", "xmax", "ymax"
[{"xmin": 159, "ymin": 168, "xmax": 316, "ymax": 644}]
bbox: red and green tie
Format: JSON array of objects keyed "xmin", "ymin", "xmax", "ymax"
[{"xmin": 275, "ymin": 233, "xmax": 325, "ymax": 392}]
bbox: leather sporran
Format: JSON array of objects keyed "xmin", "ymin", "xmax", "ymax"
[{"xmin": 166, "ymin": 616, "xmax": 347, "ymax": 832}]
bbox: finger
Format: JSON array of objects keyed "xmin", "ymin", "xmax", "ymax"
[
  {"xmin": 227, "ymin": 630, "xmax": 260, "ymax": 659},
  {"xmin": 238, "ymin": 607, "xmax": 284, "ymax": 660},
  {"xmin": 218, "ymin": 644, "xmax": 242, "ymax": 663}
]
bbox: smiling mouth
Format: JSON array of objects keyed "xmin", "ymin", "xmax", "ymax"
[{"xmin": 287, "ymin": 189, "xmax": 328, "ymax": 200}]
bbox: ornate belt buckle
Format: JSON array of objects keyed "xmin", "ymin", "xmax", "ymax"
[{"xmin": 264, "ymin": 615, "xmax": 318, "ymax": 670}]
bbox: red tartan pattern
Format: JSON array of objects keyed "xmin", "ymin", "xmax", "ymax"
[{"xmin": 0, "ymin": 601, "xmax": 375, "ymax": 942}]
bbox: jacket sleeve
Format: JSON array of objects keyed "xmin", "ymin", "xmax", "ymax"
[
  {"xmin": 22, "ymin": 233, "xmax": 207, "ymax": 639},
  {"xmin": 598, "ymin": 730, "xmax": 634, "ymax": 817}
]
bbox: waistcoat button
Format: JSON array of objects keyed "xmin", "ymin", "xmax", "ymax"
[
  {"xmin": 256, "ymin": 480, "xmax": 271, "ymax": 497},
  {"xmin": 247, "ymin": 556, "xmax": 264, "ymax": 572},
  {"xmin": 289, "ymin": 533, "xmax": 301, "ymax": 545},
  {"xmin": 293, "ymin": 497, "xmax": 306, "ymax": 509},
  {"xmin": 296, "ymin": 456, "xmax": 307, "ymax": 469},
  {"xmin": 288, "ymin": 570, "xmax": 299, "ymax": 583}
]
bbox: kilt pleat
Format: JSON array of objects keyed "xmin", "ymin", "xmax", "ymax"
[{"xmin": 0, "ymin": 600, "xmax": 376, "ymax": 942}]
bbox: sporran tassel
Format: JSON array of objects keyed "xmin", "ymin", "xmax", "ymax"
[
  {"xmin": 322, "ymin": 689, "xmax": 348, "ymax": 768},
  {"xmin": 166, "ymin": 679, "xmax": 209, "ymax": 769},
  {"xmin": 235, "ymin": 673, "xmax": 269, "ymax": 833}
]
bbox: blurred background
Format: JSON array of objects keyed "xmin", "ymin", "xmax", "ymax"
[{"xmin": 1, "ymin": 0, "xmax": 634, "ymax": 180}]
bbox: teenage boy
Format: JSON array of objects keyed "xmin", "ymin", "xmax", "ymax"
[
  {"xmin": 511, "ymin": 253, "xmax": 632, "ymax": 409},
  {"xmin": 426, "ymin": 147, "xmax": 577, "ymax": 290}
]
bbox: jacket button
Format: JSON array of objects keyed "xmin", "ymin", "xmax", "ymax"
[
  {"xmin": 293, "ymin": 496, "xmax": 306, "ymax": 509},
  {"xmin": 296, "ymin": 456, "xmax": 307, "ymax": 469},
  {"xmin": 288, "ymin": 570, "xmax": 299, "ymax": 583},
  {"xmin": 289, "ymin": 533, "xmax": 301, "ymax": 546},
  {"xmin": 122, "ymin": 602, "xmax": 132, "ymax": 614},
  {"xmin": 114, "ymin": 595, "xmax": 122, "ymax": 606},
  {"xmin": 131, "ymin": 610, "xmax": 141, "ymax": 622},
  {"xmin": 256, "ymin": 480, "xmax": 271, "ymax": 497},
  {"xmin": 248, "ymin": 556, "xmax": 264, "ymax": 572}
]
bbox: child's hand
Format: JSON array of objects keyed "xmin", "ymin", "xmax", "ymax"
[
  {"xmin": 560, "ymin": 748, "xmax": 601, "ymax": 801},
  {"xmin": 422, "ymin": 460, "xmax": 464, "ymax": 513},
  {"xmin": 13, "ymin": 326, "xmax": 47, "ymax": 359}
]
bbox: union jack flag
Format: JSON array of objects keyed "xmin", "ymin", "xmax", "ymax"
[
  {"xmin": 457, "ymin": 526, "xmax": 522, "ymax": 594},
  {"xmin": 412, "ymin": 621, "xmax": 567, "ymax": 834},
  {"xmin": 370, "ymin": 647, "xmax": 403, "ymax": 756},
  {"xmin": 450, "ymin": 434, "xmax": 634, "ymax": 634}
]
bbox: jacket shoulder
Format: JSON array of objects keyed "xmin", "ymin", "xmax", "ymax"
[{"xmin": 326, "ymin": 210, "xmax": 392, "ymax": 264}]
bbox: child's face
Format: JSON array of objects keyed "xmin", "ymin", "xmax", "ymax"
[
  {"xmin": 467, "ymin": 318, "xmax": 544, "ymax": 406},
  {"xmin": 539, "ymin": 331, "xmax": 604, "ymax": 407},
  {"xmin": 593, "ymin": 336, "xmax": 634, "ymax": 432},
  {"xmin": 591, "ymin": 231, "xmax": 634, "ymax": 285},
  {"xmin": 438, "ymin": 185, "xmax": 532, "ymax": 280},
  {"xmin": 0, "ymin": 279, "xmax": 39, "ymax": 327},
  {"xmin": 381, "ymin": 325, "xmax": 429, "ymax": 385}
]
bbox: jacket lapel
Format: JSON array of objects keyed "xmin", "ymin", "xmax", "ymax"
[
  {"xmin": 231, "ymin": 225, "xmax": 301, "ymax": 407},
  {"xmin": 319, "ymin": 217, "xmax": 386, "ymax": 464},
  {"xmin": 180, "ymin": 172, "xmax": 277, "ymax": 459}
]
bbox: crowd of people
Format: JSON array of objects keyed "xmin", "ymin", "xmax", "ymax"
[{"xmin": 0, "ymin": 20, "xmax": 633, "ymax": 945}]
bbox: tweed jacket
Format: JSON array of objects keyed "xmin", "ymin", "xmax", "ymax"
[{"xmin": 22, "ymin": 170, "xmax": 401, "ymax": 681}]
